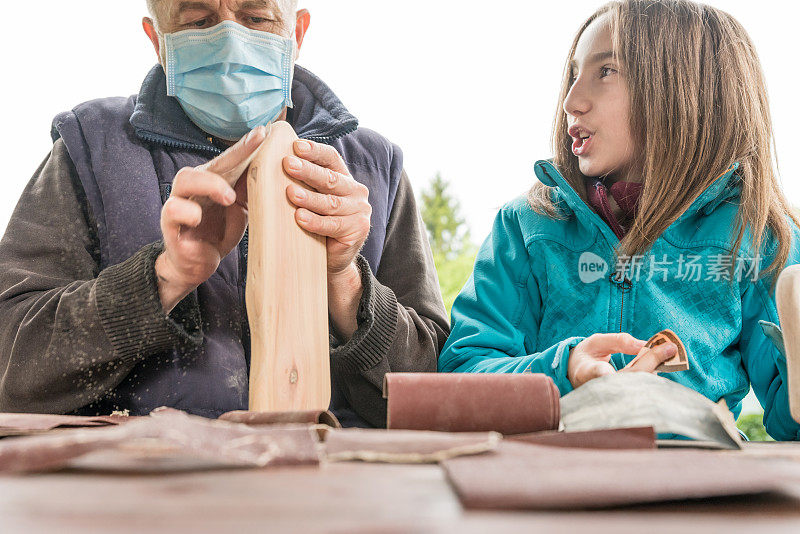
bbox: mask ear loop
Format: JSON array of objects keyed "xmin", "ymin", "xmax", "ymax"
[{"xmin": 282, "ymin": 23, "xmax": 298, "ymax": 118}]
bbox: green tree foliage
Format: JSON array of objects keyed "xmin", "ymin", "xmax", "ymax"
[
  {"xmin": 434, "ymin": 249, "xmax": 478, "ymax": 313},
  {"xmin": 421, "ymin": 173, "xmax": 471, "ymax": 260},
  {"xmin": 736, "ymin": 412, "xmax": 773, "ymax": 441},
  {"xmin": 419, "ymin": 173, "xmax": 478, "ymax": 313}
]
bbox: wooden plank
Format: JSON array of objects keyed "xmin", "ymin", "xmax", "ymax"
[
  {"xmin": 246, "ymin": 121, "xmax": 330, "ymax": 412},
  {"xmin": 776, "ymin": 264, "xmax": 800, "ymax": 423}
]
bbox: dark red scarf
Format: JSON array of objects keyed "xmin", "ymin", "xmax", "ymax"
[{"xmin": 586, "ymin": 179, "xmax": 643, "ymax": 239}]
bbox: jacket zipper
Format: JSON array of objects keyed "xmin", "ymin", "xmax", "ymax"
[
  {"xmin": 139, "ymin": 122, "xmax": 359, "ymax": 151},
  {"xmin": 609, "ymin": 272, "xmax": 633, "ymax": 333},
  {"xmin": 137, "ymin": 130, "xmax": 223, "ymax": 156}
]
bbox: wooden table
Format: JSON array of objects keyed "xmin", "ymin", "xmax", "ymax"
[{"xmin": 2, "ymin": 448, "xmax": 800, "ymax": 533}]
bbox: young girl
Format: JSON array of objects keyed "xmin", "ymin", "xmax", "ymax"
[{"xmin": 438, "ymin": 0, "xmax": 800, "ymax": 440}]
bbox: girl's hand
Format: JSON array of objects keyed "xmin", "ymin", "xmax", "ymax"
[{"xmin": 567, "ymin": 333, "xmax": 678, "ymax": 389}]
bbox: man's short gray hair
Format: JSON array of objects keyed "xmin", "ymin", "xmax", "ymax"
[
  {"xmin": 145, "ymin": 0, "xmax": 163, "ymax": 24},
  {"xmin": 145, "ymin": 0, "xmax": 159, "ymax": 17}
]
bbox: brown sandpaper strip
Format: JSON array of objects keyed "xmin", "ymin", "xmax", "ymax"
[
  {"xmin": 0, "ymin": 413, "xmax": 131, "ymax": 436},
  {"xmin": 507, "ymin": 426, "xmax": 656, "ymax": 450},
  {"xmin": 442, "ymin": 441, "xmax": 800, "ymax": 510},
  {"xmin": 323, "ymin": 428, "xmax": 501, "ymax": 464},
  {"xmin": 383, "ymin": 373, "xmax": 559, "ymax": 434},
  {"xmin": 0, "ymin": 407, "xmax": 320, "ymax": 474},
  {"xmin": 219, "ymin": 409, "xmax": 341, "ymax": 428}
]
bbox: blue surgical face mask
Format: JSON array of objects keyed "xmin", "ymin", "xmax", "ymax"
[{"xmin": 164, "ymin": 21, "xmax": 295, "ymax": 141}]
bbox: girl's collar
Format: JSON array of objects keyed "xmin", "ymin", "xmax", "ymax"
[
  {"xmin": 535, "ymin": 160, "xmax": 740, "ymax": 213},
  {"xmin": 534, "ymin": 160, "xmax": 742, "ymax": 242}
]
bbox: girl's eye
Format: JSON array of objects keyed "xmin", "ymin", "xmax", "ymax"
[{"xmin": 600, "ymin": 66, "xmax": 617, "ymax": 78}]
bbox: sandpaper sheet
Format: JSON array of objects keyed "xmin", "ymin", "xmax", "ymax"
[
  {"xmin": 0, "ymin": 413, "xmax": 131, "ymax": 437},
  {"xmin": 219, "ymin": 410, "xmax": 341, "ymax": 428},
  {"xmin": 508, "ymin": 426, "xmax": 656, "ymax": 450},
  {"xmin": 560, "ymin": 373, "xmax": 742, "ymax": 449},
  {"xmin": 323, "ymin": 428, "xmax": 501, "ymax": 464},
  {"xmin": 0, "ymin": 408, "xmax": 320, "ymax": 473},
  {"xmin": 442, "ymin": 441, "xmax": 800, "ymax": 510},
  {"xmin": 383, "ymin": 373, "xmax": 559, "ymax": 434}
]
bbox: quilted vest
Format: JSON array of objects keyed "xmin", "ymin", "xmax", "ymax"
[{"xmin": 52, "ymin": 65, "xmax": 401, "ymax": 423}]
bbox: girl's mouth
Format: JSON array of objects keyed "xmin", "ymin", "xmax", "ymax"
[{"xmin": 572, "ymin": 134, "xmax": 593, "ymax": 156}]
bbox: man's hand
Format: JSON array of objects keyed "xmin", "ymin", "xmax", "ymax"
[
  {"xmin": 156, "ymin": 126, "xmax": 268, "ymax": 313},
  {"xmin": 283, "ymin": 140, "xmax": 372, "ymax": 275},
  {"xmin": 282, "ymin": 139, "xmax": 372, "ymax": 340},
  {"xmin": 567, "ymin": 332, "xmax": 678, "ymax": 389}
]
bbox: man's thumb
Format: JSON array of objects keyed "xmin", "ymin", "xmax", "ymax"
[{"xmin": 203, "ymin": 125, "xmax": 268, "ymax": 186}]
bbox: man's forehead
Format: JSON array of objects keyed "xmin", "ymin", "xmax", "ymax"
[
  {"xmin": 152, "ymin": 0, "xmax": 294, "ymax": 19},
  {"xmin": 166, "ymin": 0, "xmax": 290, "ymax": 13}
]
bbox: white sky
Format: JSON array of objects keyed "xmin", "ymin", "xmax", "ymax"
[{"xmin": 0, "ymin": 0, "xmax": 797, "ymax": 242}]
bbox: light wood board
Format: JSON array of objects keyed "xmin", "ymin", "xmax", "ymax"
[
  {"xmin": 246, "ymin": 121, "xmax": 331, "ymax": 412},
  {"xmin": 776, "ymin": 264, "xmax": 800, "ymax": 423}
]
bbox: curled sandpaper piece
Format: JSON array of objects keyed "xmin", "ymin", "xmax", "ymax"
[
  {"xmin": 0, "ymin": 413, "xmax": 132, "ymax": 437},
  {"xmin": 442, "ymin": 441, "xmax": 800, "ymax": 510},
  {"xmin": 507, "ymin": 426, "xmax": 656, "ymax": 450},
  {"xmin": 219, "ymin": 410, "xmax": 341, "ymax": 428},
  {"xmin": 560, "ymin": 373, "xmax": 742, "ymax": 449},
  {"xmin": 625, "ymin": 329, "xmax": 689, "ymax": 373},
  {"xmin": 323, "ymin": 428, "xmax": 501, "ymax": 464},
  {"xmin": 383, "ymin": 373, "xmax": 559, "ymax": 435},
  {"xmin": 0, "ymin": 407, "xmax": 320, "ymax": 474}
]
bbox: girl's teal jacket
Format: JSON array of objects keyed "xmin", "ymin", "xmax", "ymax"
[{"xmin": 439, "ymin": 160, "xmax": 800, "ymax": 441}]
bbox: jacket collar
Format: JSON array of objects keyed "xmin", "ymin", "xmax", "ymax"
[
  {"xmin": 129, "ymin": 64, "xmax": 359, "ymax": 154},
  {"xmin": 534, "ymin": 159, "xmax": 742, "ymax": 243}
]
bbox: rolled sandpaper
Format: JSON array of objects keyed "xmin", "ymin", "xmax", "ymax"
[{"xmin": 383, "ymin": 373, "xmax": 560, "ymax": 435}]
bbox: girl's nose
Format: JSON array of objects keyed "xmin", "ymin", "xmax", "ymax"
[{"xmin": 563, "ymin": 77, "xmax": 591, "ymax": 117}]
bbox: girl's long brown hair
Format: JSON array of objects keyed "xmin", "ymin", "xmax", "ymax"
[{"xmin": 529, "ymin": 0, "xmax": 799, "ymax": 279}]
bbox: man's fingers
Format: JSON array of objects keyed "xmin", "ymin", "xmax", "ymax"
[
  {"xmin": 623, "ymin": 342, "xmax": 678, "ymax": 373},
  {"xmin": 584, "ymin": 332, "xmax": 647, "ymax": 357},
  {"xmin": 283, "ymin": 155, "xmax": 361, "ymax": 196},
  {"xmin": 295, "ymin": 209, "xmax": 370, "ymax": 245},
  {"xmin": 292, "ymin": 139, "xmax": 350, "ymax": 175},
  {"xmin": 171, "ymin": 168, "xmax": 237, "ymax": 207},
  {"xmin": 286, "ymin": 183, "xmax": 368, "ymax": 216},
  {"xmin": 201, "ymin": 125, "xmax": 268, "ymax": 185},
  {"xmin": 162, "ymin": 197, "xmax": 203, "ymax": 234}
]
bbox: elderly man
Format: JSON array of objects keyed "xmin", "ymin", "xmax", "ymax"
[{"xmin": 0, "ymin": 0, "xmax": 448, "ymax": 427}]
